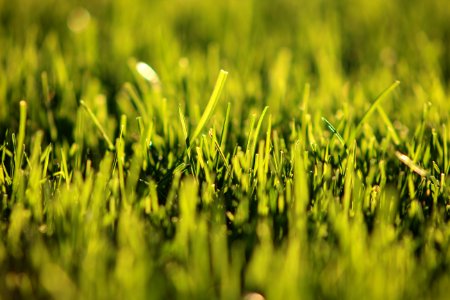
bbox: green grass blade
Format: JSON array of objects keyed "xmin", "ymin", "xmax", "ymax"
[
  {"xmin": 60, "ymin": 147, "xmax": 70, "ymax": 186},
  {"xmin": 264, "ymin": 114, "xmax": 272, "ymax": 174},
  {"xmin": 80, "ymin": 100, "xmax": 115, "ymax": 151},
  {"xmin": 11, "ymin": 101, "xmax": 27, "ymax": 202},
  {"xmin": 209, "ymin": 129, "xmax": 229, "ymax": 170},
  {"xmin": 124, "ymin": 83, "xmax": 148, "ymax": 121},
  {"xmin": 250, "ymin": 106, "xmax": 269, "ymax": 167},
  {"xmin": 179, "ymin": 105, "xmax": 189, "ymax": 147},
  {"xmin": 376, "ymin": 106, "xmax": 401, "ymax": 145},
  {"xmin": 41, "ymin": 72, "xmax": 58, "ymax": 141},
  {"xmin": 14, "ymin": 101, "xmax": 27, "ymax": 175},
  {"xmin": 219, "ymin": 102, "xmax": 231, "ymax": 149},
  {"xmin": 322, "ymin": 117, "xmax": 346, "ymax": 147},
  {"xmin": 343, "ymin": 140, "xmax": 356, "ymax": 213},
  {"xmin": 245, "ymin": 114, "xmax": 257, "ymax": 153},
  {"xmin": 443, "ymin": 124, "xmax": 448, "ymax": 173},
  {"xmin": 355, "ymin": 81, "xmax": 400, "ymax": 134},
  {"xmin": 190, "ymin": 70, "xmax": 228, "ymax": 145},
  {"xmin": 116, "ymin": 137, "xmax": 127, "ymax": 206}
]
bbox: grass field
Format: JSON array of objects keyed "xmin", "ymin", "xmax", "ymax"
[{"xmin": 1, "ymin": 0, "xmax": 450, "ymax": 299}]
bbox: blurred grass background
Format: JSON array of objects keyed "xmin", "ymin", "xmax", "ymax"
[{"xmin": 1, "ymin": 0, "xmax": 449, "ymax": 135}]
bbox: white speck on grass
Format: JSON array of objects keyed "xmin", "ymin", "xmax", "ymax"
[
  {"xmin": 67, "ymin": 7, "xmax": 91, "ymax": 33},
  {"xmin": 136, "ymin": 61, "xmax": 161, "ymax": 87},
  {"xmin": 243, "ymin": 292, "xmax": 265, "ymax": 300}
]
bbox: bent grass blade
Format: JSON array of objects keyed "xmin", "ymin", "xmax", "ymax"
[
  {"xmin": 190, "ymin": 70, "xmax": 228, "ymax": 147},
  {"xmin": 80, "ymin": 100, "xmax": 115, "ymax": 151}
]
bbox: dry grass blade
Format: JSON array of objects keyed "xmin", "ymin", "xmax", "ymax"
[{"xmin": 395, "ymin": 151, "xmax": 428, "ymax": 177}]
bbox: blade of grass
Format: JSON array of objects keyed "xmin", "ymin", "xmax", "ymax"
[
  {"xmin": 179, "ymin": 105, "xmax": 189, "ymax": 147},
  {"xmin": 60, "ymin": 147, "xmax": 70, "ymax": 187},
  {"xmin": 209, "ymin": 129, "xmax": 229, "ymax": 170},
  {"xmin": 116, "ymin": 137, "xmax": 127, "ymax": 206},
  {"xmin": 264, "ymin": 115, "xmax": 272, "ymax": 175},
  {"xmin": 80, "ymin": 100, "xmax": 115, "ymax": 151},
  {"xmin": 124, "ymin": 83, "xmax": 148, "ymax": 121},
  {"xmin": 190, "ymin": 70, "xmax": 228, "ymax": 146},
  {"xmin": 245, "ymin": 114, "xmax": 257, "ymax": 154},
  {"xmin": 376, "ymin": 106, "xmax": 401, "ymax": 145},
  {"xmin": 343, "ymin": 140, "xmax": 356, "ymax": 213},
  {"xmin": 301, "ymin": 83, "xmax": 310, "ymax": 142},
  {"xmin": 219, "ymin": 102, "xmax": 231, "ymax": 149},
  {"xmin": 0, "ymin": 164, "xmax": 5, "ymax": 192},
  {"xmin": 292, "ymin": 140, "xmax": 308, "ymax": 234},
  {"xmin": 14, "ymin": 101, "xmax": 27, "ymax": 175},
  {"xmin": 322, "ymin": 117, "xmax": 346, "ymax": 148},
  {"xmin": 396, "ymin": 150, "xmax": 439, "ymax": 186},
  {"xmin": 196, "ymin": 146, "xmax": 212, "ymax": 184},
  {"xmin": 443, "ymin": 124, "xmax": 448, "ymax": 173},
  {"xmin": 11, "ymin": 101, "xmax": 27, "ymax": 202},
  {"xmin": 250, "ymin": 106, "xmax": 269, "ymax": 167},
  {"xmin": 354, "ymin": 81, "xmax": 400, "ymax": 136},
  {"xmin": 40, "ymin": 144, "xmax": 52, "ymax": 180},
  {"xmin": 41, "ymin": 72, "xmax": 58, "ymax": 141},
  {"xmin": 395, "ymin": 151, "xmax": 429, "ymax": 177}
]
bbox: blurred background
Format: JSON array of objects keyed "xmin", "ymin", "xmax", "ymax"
[{"xmin": 0, "ymin": 0, "xmax": 449, "ymax": 144}]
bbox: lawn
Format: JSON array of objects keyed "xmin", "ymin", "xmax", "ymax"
[{"xmin": 0, "ymin": 0, "xmax": 449, "ymax": 299}]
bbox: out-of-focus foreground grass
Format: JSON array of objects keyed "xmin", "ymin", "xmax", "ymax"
[{"xmin": 0, "ymin": 0, "xmax": 449, "ymax": 299}]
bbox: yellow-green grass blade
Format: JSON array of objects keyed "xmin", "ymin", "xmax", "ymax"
[
  {"xmin": 14, "ymin": 101, "xmax": 27, "ymax": 176},
  {"xmin": 190, "ymin": 70, "xmax": 228, "ymax": 146},
  {"xmin": 322, "ymin": 117, "xmax": 346, "ymax": 148},
  {"xmin": 250, "ymin": 106, "xmax": 269, "ymax": 167},
  {"xmin": 376, "ymin": 105, "xmax": 401, "ymax": 145},
  {"xmin": 179, "ymin": 105, "xmax": 189, "ymax": 147},
  {"xmin": 80, "ymin": 100, "xmax": 115, "ymax": 151},
  {"xmin": 354, "ymin": 81, "xmax": 400, "ymax": 139}
]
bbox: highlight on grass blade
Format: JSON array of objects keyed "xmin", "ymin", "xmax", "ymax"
[
  {"xmin": 209, "ymin": 128, "xmax": 229, "ymax": 170},
  {"xmin": 80, "ymin": 100, "xmax": 115, "ymax": 151},
  {"xmin": 190, "ymin": 69, "xmax": 228, "ymax": 146},
  {"xmin": 250, "ymin": 106, "xmax": 269, "ymax": 167},
  {"xmin": 395, "ymin": 151, "xmax": 428, "ymax": 177},
  {"xmin": 322, "ymin": 117, "xmax": 346, "ymax": 147},
  {"xmin": 136, "ymin": 61, "xmax": 161, "ymax": 88},
  {"xmin": 355, "ymin": 81, "xmax": 401, "ymax": 137}
]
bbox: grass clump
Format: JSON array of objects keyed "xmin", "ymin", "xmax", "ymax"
[{"xmin": 1, "ymin": 0, "xmax": 450, "ymax": 299}]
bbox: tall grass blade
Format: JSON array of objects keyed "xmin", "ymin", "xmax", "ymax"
[
  {"xmin": 355, "ymin": 81, "xmax": 400, "ymax": 135},
  {"xmin": 190, "ymin": 70, "xmax": 228, "ymax": 145},
  {"xmin": 80, "ymin": 100, "xmax": 115, "ymax": 151},
  {"xmin": 250, "ymin": 106, "xmax": 269, "ymax": 167},
  {"xmin": 179, "ymin": 105, "xmax": 189, "ymax": 147},
  {"xmin": 14, "ymin": 101, "xmax": 27, "ymax": 176}
]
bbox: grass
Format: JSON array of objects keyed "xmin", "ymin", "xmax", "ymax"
[{"xmin": 0, "ymin": 0, "xmax": 450, "ymax": 299}]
